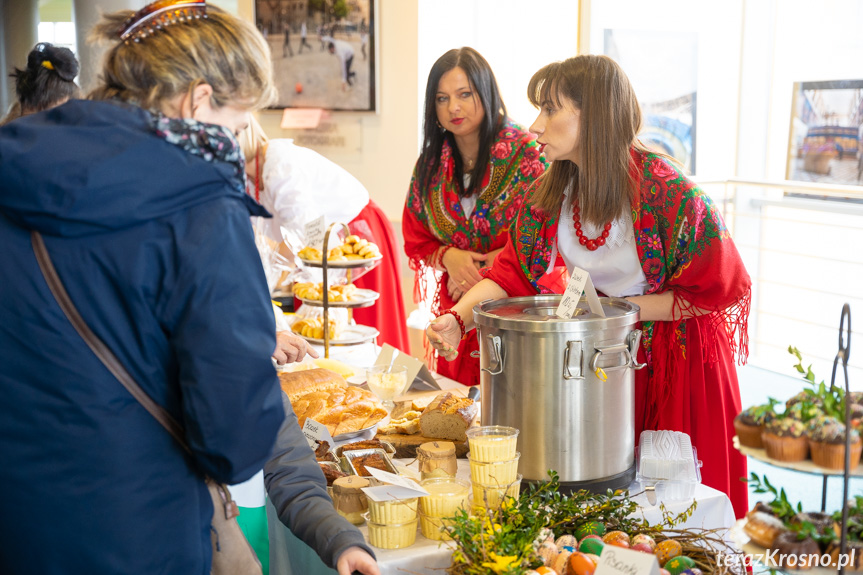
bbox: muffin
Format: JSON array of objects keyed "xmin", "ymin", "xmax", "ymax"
[
  {"xmin": 786, "ymin": 400, "xmax": 824, "ymax": 423},
  {"xmin": 790, "ymin": 512, "xmax": 838, "ymax": 551},
  {"xmin": 808, "ymin": 416, "xmax": 863, "ymax": 470},
  {"xmin": 773, "ymin": 530, "xmax": 821, "ymax": 569},
  {"xmin": 786, "ymin": 390, "xmax": 822, "ymax": 410},
  {"xmin": 762, "ymin": 418, "xmax": 809, "ymax": 462},
  {"xmin": 735, "ymin": 404, "xmax": 778, "ymax": 448}
]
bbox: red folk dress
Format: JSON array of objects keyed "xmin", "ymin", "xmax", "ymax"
[
  {"xmin": 486, "ymin": 149, "xmax": 751, "ymax": 516},
  {"xmin": 349, "ymin": 199, "xmax": 411, "ymax": 353},
  {"xmin": 403, "ymin": 120, "xmax": 546, "ymax": 386}
]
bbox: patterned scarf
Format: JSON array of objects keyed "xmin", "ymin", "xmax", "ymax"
[
  {"xmin": 149, "ymin": 114, "xmax": 246, "ymax": 194},
  {"xmin": 406, "ymin": 120, "xmax": 546, "ymax": 255}
]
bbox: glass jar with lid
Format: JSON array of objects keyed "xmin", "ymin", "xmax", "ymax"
[
  {"xmin": 332, "ymin": 475, "xmax": 370, "ymax": 525},
  {"xmin": 417, "ymin": 441, "xmax": 457, "ymax": 480}
]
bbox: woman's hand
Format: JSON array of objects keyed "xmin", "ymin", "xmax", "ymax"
[
  {"xmin": 272, "ymin": 330, "xmax": 319, "ymax": 365},
  {"xmin": 441, "ymin": 247, "xmax": 485, "ymax": 291},
  {"xmin": 446, "ymin": 275, "xmax": 465, "ymax": 302},
  {"xmin": 336, "ymin": 546, "xmax": 379, "ymax": 575},
  {"xmin": 426, "ymin": 314, "xmax": 462, "ymax": 361}
]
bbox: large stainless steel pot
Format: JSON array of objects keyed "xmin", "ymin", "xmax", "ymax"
[{"xmin": 473, "ymin": 295, "xmax": 645, "ymax": 492}]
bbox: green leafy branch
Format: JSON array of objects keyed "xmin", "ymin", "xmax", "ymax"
[
  {"xmin": 746, "ymin": 472, "xmax": 801, "ymax": 522},
  {"xmin": 788, "ymin": 346, "xmax": 846, "ymax": 422}
]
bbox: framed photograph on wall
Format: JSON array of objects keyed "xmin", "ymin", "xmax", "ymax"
[
  {"xmin": 786, "ymin": 79, "xmax": 863, "ymax": 186},
  {"xmin": 604, "ymin": 29, "xmax": 698, "ymax": 174},
  {"xmin": 254, "ymin": 0, "xmax": 378, "ymax": 112}
]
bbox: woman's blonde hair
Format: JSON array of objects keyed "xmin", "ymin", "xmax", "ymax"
[
  {"xmin": 527, "ymin": 55, "xmax": 665, "ymax": 225},
  {"xmin": 88, "ymin": 5, "xmax": 276, "ymax": 113},
  {"xmin": 238, "ymin": 114, "xmax": 269, "ymax": 165}
]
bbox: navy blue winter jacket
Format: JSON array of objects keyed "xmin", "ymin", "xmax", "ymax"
[{"xmin": 0, "ymin": 100, "xmax": 285, "ymax": 574}]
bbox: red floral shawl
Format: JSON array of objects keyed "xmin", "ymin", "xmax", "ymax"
[
  {"xmin": 486, "ymin": 149, "xmax": 751, "ymax": 429},
  {"xmin": 402, "ymin": 120, "xmax": 547, "ymax": 310}
]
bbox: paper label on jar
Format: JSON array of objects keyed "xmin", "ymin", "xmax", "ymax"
[
  {"xmin": 557, "ymin": 266, "xmax": 605, "ymax": 319},
  {"xmin": 304, "ymin": 215, "xmax": 326, "ymax": 250},
  {"xmin": 302, "ymin": 417, "xmax": 334, "ymax": 448},
  {"xmin": 360, "ymin": 469, "xmax": 429, "ymax": 501}
]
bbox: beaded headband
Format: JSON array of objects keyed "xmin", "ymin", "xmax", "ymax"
[{"xmin": 118, "ymin": 0, "xmax": 207, "ymax": 43}]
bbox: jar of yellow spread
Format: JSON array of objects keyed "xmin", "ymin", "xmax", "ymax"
[
  {"xmin": 417, "ymin": 441, "xmax": 457, "ymax": 480},
  {"xmin": 465, "ymin": 425, "xmax": 519, "ymax": 462},
  {"xmin": 467, "ymin": 452, "xmax": 520, "ymax": 485},
  {"xmin": 367, "ymin": 497, "xmax": 418, "ymax": 524},
  {"xmin": 332, "ymin": 476, "xmax": 369, "ymax": 525},
  {"xmin": 418, "ymin": 477, "xmax": 470, "ymax": 540},
  {"xmin": 472, "ymin": 474, "xmax": 522, "ymax": 509},
  {"xmin": 365, "ymin": 514, "xmax": 418, "ymax": 549}
]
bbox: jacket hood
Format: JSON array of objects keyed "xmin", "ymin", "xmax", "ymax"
[{"xmin": 0, "ymin": 99, "xmax": 267, "ymax": 237}]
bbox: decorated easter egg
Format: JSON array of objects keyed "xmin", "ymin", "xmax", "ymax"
[
  {"xmin": 659, "ymin": 570, "xmax": 671, "ymax": 575},
  {"xmin": 552, "ymin": 550, "xmax": 572, "ymax": 575},
  {"xmin": 602, "ymin": 531, "xmax": 631, "ymax": 546},
  {"xmin": 680, "ymin": 569, "xmax": 703, "ymax": 575},
  {"xmin": 586, "ymin": 554, "xmax": 601, "ymax": 565},
  {"xmin": 655, "ymin": 539, "xmax": 683, "ymax": 565},
  {"xmin": 535, "ymin": 568, "xmax": 556, "ymax": 575},
  {"xmin": 578, "ymin": 537, "xmax": 605, "ymax": 556},
  {"xmin": 632, "ymin": 543, "xmax": 654, "ymax": 554},
  {"xmin": 631, "ymin": 534, "xmax": 657, "ymax": 551},
  {"xmin": 538, "ymin": 541, "xmax": 558, "ymax": 566},
  {"xmin": 556, "ymin": 534, "xmax": 578, "ymax": 550},
  {"xmin": 664, "ymin": 555, "xmax": 696, "ymax": 575},
  {"xmin": 563, "ymin": 546, "xmax": 576, "ymax": 553},
  {"xmin": 575, "ymin": 521, "xmax": 606, "ymax": 540},
  {"xmin": 608, "ymin": 540, "xmax": 630, "ymax": 549},
  {"xmin": 567, "ymin": 551, "xmax": 597, "ymax": 575},
  {"xmin": 580, "ymin": 534, "xmax": 603, "ymax": 545}
]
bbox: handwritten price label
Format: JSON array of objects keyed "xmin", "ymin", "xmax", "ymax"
[
  {"xmin": 556, "ymin": 267, "xmax": 588, "ymax": 318},
  {"xmin": 302, "ymin": 417, "xmax": 333, "ymax": 448},
  {"xmin": 303, "ymin": 215, "xmax": 326, "ymax": 250}
]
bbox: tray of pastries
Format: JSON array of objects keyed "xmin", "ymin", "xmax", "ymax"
[
  {"xmin": 293, "ymin": 281, "xmax": 379, "ymax": 308},
  {"xmin": 298, "ymin": 235, "xmax": 383, "ymax": 268},
  {"xmin": 291, "ymin": 317, "xmax": 378, "ymax": 346}
]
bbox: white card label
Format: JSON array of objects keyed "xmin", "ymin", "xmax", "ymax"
[
  {"xmin": 556, "ymin": 266, "xmax": 589, "ymax": 318},
  {"xmin": 594, "ymin": 545, "xmax": 660, "ymax": 575},
  {"xmin": 303, "ymin": 215, "xmax": 326, "ymax": 250},
  {"xmin": 361, "ymin": 470, "xmax": 429, "ymax": 501},
  {"xmin": 302, "ymin": 417, "xmax": 333, "ymax": 449}
]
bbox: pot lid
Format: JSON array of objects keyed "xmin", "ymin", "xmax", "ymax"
[{"xmin": 473, "ymin": 295, "xmax": 639, "ymax": 332}]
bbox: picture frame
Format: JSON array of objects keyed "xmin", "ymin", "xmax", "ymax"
[
  {"xmin": 253, "ymin": 0, "xmax": 378, "ymax": 112},
  {"xmin": 786, "ymin": 79, "xmax": 863, "ymax": 186}
]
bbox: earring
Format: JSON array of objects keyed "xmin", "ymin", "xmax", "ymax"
[{"xmin": 436, "ymin": 120, "xmax": 445, "ymax": 133}]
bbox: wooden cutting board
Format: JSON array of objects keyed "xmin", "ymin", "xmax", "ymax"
[
  {"xmin": 376, "ymin": 432, "xmax": 469, "ymax": 459},
  {"xmin": 376, "ymin": 399, "xmax": 470, "ymax": 458}
]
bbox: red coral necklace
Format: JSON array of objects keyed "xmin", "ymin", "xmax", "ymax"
[{"xmin": 572, "ymin": 202, "xmax": 611, "ymax": 251}]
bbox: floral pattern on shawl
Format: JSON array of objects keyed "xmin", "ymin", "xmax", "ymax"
[
  {"xmin": 504, "ymin": 148, "xmax": 750, "ymax": 388},
  {"xmin": 405, "ymin": 120, "xmax": 547, "ymax": 260},
  {"xmin": 150, "ymin": 114, "xmax": 246, "ymax": 194}
]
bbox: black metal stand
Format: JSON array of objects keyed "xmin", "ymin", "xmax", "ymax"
[{"xmin": 834, "ymin": 303, "xmax": 852, "ymax": 574}]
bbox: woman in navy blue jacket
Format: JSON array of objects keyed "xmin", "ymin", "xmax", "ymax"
[{"xmin": 0, "ymin": 3, "xmax": 375, "ymax": 574}]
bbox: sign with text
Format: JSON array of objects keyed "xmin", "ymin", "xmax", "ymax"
[
  {"xmin": 594, "ymin": 545, "xmax": 660, "ymax": 575},
  {"xmin": 302, "ymin": 417, "xmax": 333, "ymax": 449},
  {"xmin": 303, "ymin": 215, "xmax": 326, "ymax": 250},
  {"xmin": 361, "ymin": 469, "xmax": 428, "ymax": 502},
  {"xmin": 282, "ymin": 119, "xmax": 363, "ymax": 154},
  {"xmin": 280, "ymin": 108, "xmax": 324, "ymax": 130},
  {"xmin": 556, "ymin": 265, "xmax": 605, "ymax": 318}
]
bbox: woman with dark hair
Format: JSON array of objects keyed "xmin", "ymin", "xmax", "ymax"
[
  {"xmin": 403, "ymin": 47, "xmax": 546, "ymax": 386},
  {"xmin": 427, "ymin": 55, "xmax": 751, "ymax": 515},
  {"xmin": 2, "ymin": 42, "xmax": 80, "ymax": 123}
]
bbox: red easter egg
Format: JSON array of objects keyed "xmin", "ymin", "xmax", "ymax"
[{"xmin": 632, "ymin": 542, "xmax": 655, "ymax": 554}]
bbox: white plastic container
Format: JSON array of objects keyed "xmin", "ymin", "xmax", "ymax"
[{"xmin": 636, "ymin": 430, "xmax": 702, "ymax": 501}]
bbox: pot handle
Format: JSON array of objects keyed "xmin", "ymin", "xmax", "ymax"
[
  {"xmin": 588, "ymin": 343, "xmax": 632, "ymax": 374},
  {"xmin": 476, "ymin": 335, "xmax": 503, "ymax": 375},
  {"xmin": 563, "ymin": 340, "xmax": 584, "ymax": 380},
  {"xmin": 628, "ymin": 329, "xmax": 647, "ymax": 370}
]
